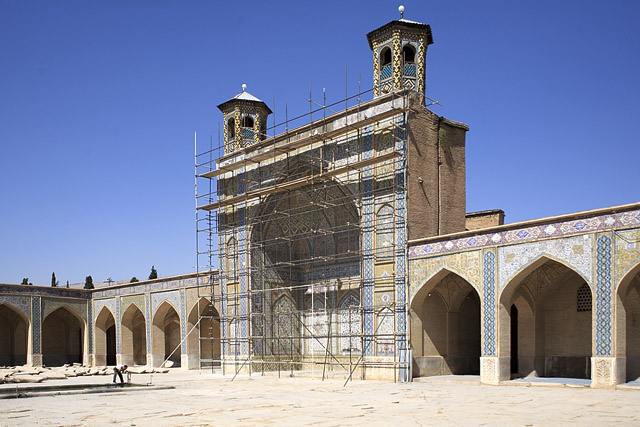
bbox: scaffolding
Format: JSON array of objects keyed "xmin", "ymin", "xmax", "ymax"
[{"xmin": 194, "ymin": 87, "xmax": 418, "ymax": 382}]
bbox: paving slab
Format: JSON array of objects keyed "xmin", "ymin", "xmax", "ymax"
[{"xmin": 1, "ymin": 371, "xmax": 640, "ymax": 426}]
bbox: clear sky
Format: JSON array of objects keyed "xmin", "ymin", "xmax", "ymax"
[{"xmin": 1, "ymin": 1, "xmax": 639, "ymax": 286}]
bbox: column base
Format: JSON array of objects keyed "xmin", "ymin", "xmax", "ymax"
[
  {"xmin": 480, "ymin": 356, "xmax": 510, "ymax": 384},
  {"xmin": 28, "ymin": 353, "xmax": 42, "ymax": 367},
  {"xmin": 591, "ymin": 357, "xmax": 625, "ymax": 389}
]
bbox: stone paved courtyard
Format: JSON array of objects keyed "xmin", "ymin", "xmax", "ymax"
[{"xmin": 2, "ymin": 371, "xmax": 640, "ymax": 426}]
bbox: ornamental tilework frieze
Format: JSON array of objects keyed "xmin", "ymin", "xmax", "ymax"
[
  {"xmin": 151, "ymin": 290, "xmax": 181, "ymax": 317},
  {"xmin": 88, "ymin": 302, "xmax": 93, "ymax": 354},
  {"xmin": 94, "ymin": 298, "xmax": 117, "ymax": 321},
  {"xmin": 32, "ymin": 297, "xmax": 41, "ymax": 354},
  {"xmin": 145, "ymin": 294, "xmax": 152, "ymax": 353},
  {"xmin": 180, "ymin": 289, "xmax": 187, "ymax": 354},
  {"xmin": 0, "ymin": 295, "xmax": 31, "ymax": 319},
  {"xmin": 409, "ymin": 251, "xmax": 482, "ymax": 302},
  {"xmin": 91, "ymin": 277, "xmax": 198, "ymax": 299},
  {"xmin": 614, "ymin": 229, "xmax": 640, "ymax": 286},
  {"xmin": 42, "ymin": 297, "xmax": 88, "ymax": 323},
  {"xmin": 409, "ymin": 209, "xmax": 640, "ymax": 258},
  {"xmin": 596, "ymin": 234, "xmax": 613, "ymax": 356},
  {"xmin": 497, "ymin": 234, "xmax": 593, "ymax": 293},
  {"xmin": 483, "ymin": 250, "xmax": 497, "ymax": 356},
  {"xmin": 0, "ymin": 284, "xmax": 88, "ymax": 299},
  {"xmin": 120, "ymin": 295, "xmax": 145, "ymax": 318}
]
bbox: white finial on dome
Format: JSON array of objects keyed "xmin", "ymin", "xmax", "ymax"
[
  {"xmin": 242, "ymin": 83, "xmax": 247, "ymax": 92},
  {"xmin": 398, "ymin": 5, "xmax": 404, "ymax": 19}
]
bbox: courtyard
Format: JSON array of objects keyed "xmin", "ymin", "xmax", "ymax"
[{"xmin": 2, "ymin": 371, "xmax": 639, "ymax": 426}]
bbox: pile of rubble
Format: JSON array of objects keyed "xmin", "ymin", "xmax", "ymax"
[{"xmin": 0, "ymin": 364, "xmax": 169, "ymax": 384}]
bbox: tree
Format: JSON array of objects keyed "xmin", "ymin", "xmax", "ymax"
[
  {"xmin": 51, "ymin": 272, "xmax": 59, "ymax": 287},
  {"xmin": 21, "ymin": 278, "xmax": 28, "ymax": 286},
  {"xmin": 66, "ymin": 280, "xmax": 70, "ymax": 288},
  {"xmin": 148, "ymin": 266, "xmax": 158, "ymax": 280},
  {"xmin": 130, "ymin": 277, "xmax": 139, "ymax": 283},
  {"xmin": 84, "ymin": 275, "xmax": 94, "ymax": 290}
]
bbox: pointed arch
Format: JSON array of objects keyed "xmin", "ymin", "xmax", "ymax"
[
  {"xmin": 615, "ymin": 261, "xmax": 640, "ymax": 381},
  {"xmin": 410, "ymin": 269, "xmax": 480, "ymax": 376},
  {"xmin": 338, "ymin": 292, "xmax": 361, "ymax": 353},
  {"xmin": 499, "ymin": 253, "xmax": 592, "ymax": 303},
  {"xmin": 0, "ymin": 303, "xmax": 29, "ymax": 366},
  {"xmin": 498, "ymin": 256, "xmax": 592, "ymax": 379},
  {"xmin": 42, "ymin": 306, "xmax": 85, "ymax": 366},
  {"xmin": 411, "ymin": 266, "xmax": 480, "ymax": 308},
  {"xmin": 186, "ymin": 297, "xmax": 220, "ymax": 368},
  {"xmin": 273, "ymin": 295, "xmax": 299, "ymax": 355},
  {"xmin": 95, "ymin": 306, "xmax": 116, "ymax": 366},
  {"xmin": 152, "ymin": 301, "xmax": 181, "ymax": 367},
  {"xmin": 375, "ymin": 204, "xmax": 394, "ymax": 262},
  {"xmin": 121, "ymin": 303, "xmax": 147, "ymax": 366},
  {"xmin": 380, "ymin": 46, "xmax": 392, "ymax": 69}
]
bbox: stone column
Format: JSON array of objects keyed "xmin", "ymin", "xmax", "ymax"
[
  {"xmin": 29, "ymin": 296, "xmax": 42, "ymax": 366},
  {"xmin": 592, "ymin": 234, "xmax": 619, "ymax": 388}
]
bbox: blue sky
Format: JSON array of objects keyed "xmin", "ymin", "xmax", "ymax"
[{"xmin": 1, "ymin": 1, "xmax": 639, "ymax": 286}]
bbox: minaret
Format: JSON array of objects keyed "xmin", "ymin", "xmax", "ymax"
[
  {"xmin": 217, "ymin": 84, "xmax": 272, "ymax": 154},
  {"xmin": 366, "ymin": 5, "xmax": 433, "ymax": 98}
]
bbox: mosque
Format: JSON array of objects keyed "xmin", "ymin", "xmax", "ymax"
[{"xmin": 1, "ymin": 8, "xmax": 639, "ymax": 388}]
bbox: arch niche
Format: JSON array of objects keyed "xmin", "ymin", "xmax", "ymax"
[
  {"xmin": 121, "ymin": 304, "xmax": 147, "ymax": 366},
  {"xmin": 616, "ymin": 263, "xmax": 640, "ymax": 382},
  {"xmin": 0, "ymin": 304, "xmax": 29, "ymax": 366},
  {"xmin": 499, "ymin": 257, "xmax": 592, "ymax": 379},
  {"xmin": 94, "ymin": 307, "xmax": 116, "ymax": 366},
  {"xmin": 186, "ymin": 298, "xmax": 221, "ymax": 369},
  {"xmin": 410, "ymin": 269, "xmax": 481, "ymax": 377},
  {"xmin": 42, "ymin": 307, "xmax": 84, "ymax": 367},
  {"xmin": 249, "ymin": 177, "xmax": 360, "ymax": 357},
  {"xmin": 152, "ymin": 301, "xmax": 181, "ymax": 367}
]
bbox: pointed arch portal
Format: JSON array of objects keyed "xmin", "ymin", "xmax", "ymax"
[
  {"xmin": 42, "ymin": 307, "xmax": 84, "ymax": 367},
  {"xmin": 410, "ymin": 270, "xmax": 481, "ymax": 376},
  {"xmin": 0, "ymin": 304, "xmax": 28, "ymax": 366},
  {"xmin": 499, "ymin": 257, "xmax": 592, "ymax": 379}
]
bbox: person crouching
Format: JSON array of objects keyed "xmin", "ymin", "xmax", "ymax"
[{"xmin": 113, "ymin": 364, "xmax": 128, "ymax": 384}]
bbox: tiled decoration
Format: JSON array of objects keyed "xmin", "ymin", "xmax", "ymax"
[
  {"xmin": 94, "ymin": 298, "xmax": 117, "ymax": 322},
  {"xmin": 115, "ymin": 297, "xmax": 121, "ymax": 354},
  {"xmin": 596, "ymin": 234, "xmax": 613, "ymax": 356},
  {"xmin": 91, "ymin": 275, "xmax": 205, "ymax": 299},
  {"xmin": 409, "ymin": 209, "xmax": 640, "ymax": 258},
  {"xmin": 120, "ymin": 295, "xmax": 145, "ymax": 319},
  {"xmin": 238, "ymin": 203, "xmax": 248, "ymax": 355},
  {"xmin": 0, "ymin": 295, "xmax": 31, "ymax": 319},
  {"xmin": 409, "ymin": 251, "xmax": 482, "ymax": 302},
  {"xmin": 180, "ymin": 289, "xmax": 187, "ymax": 355},
  {"xmin": 362, "ymin": 126, "xmax": 375, "ymax": 355},
  {"xmin": 151, "ymin": 290, "xmax": 180, "ymax": 318},
  {"xmin": 88, "ymin": 301, "xmax": 93, "ymax": 354},
  {"xmin": 395, "ymin": 118, "xmax": 408, "ymax": 355},
  {"xmin": 339, "ymin": 293, "xmax": 361, "ymax": 353},
  {"xmin": 145, "ymin": 294, "xmax": 152, "ymax": 354},
  {"xmin": 32, "ymin": 296, "xmax": 41, "ymax": 354},
  {"xmin": 0, "ymin": 284, "xmax": 88, "ymax": 299},
  {"xmin": 42, "ymin": 297, "xmax": 87, "ymax": 323},
  {"xmin": 483, "ymin": 250, "xmax": 497, "ymax": 356},
  {"xmin": 376, "ymin": 307, "xmax": 395, "ymax": 356},
  {"xmin": 497, "ymin": 234, "xmax": 593, "ymax": 293},
  {"xmin": 614, "ymin": 229, "xmax": 640, "ymax": 287}
]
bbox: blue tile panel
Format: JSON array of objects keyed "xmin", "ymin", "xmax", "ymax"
[
  {"xmin": 483, "ymin": 251, "xmax": 496, "ymax": 356},
  {"xmin": 596, "ymin": 234, "xmax": 612, "ymax": 356}
]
